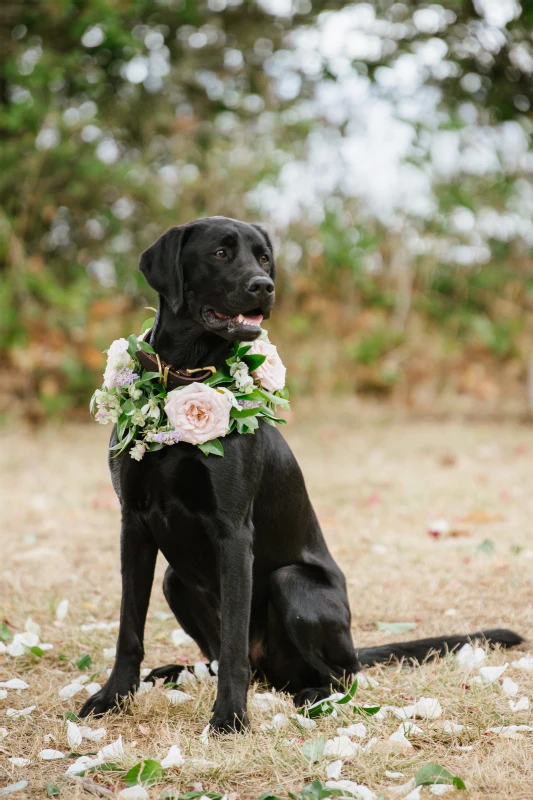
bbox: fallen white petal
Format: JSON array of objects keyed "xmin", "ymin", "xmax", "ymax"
[
  {"xmin": 25, "ymin": 617, "xmax": 41, "ymax": 636},
  {"xmin": 326, "ymin": 759, "xmax": 343, "ymax": 780},
  {"xmin": 80, "ymin": 620, "xmax": 119, "ymax": 632},
  {"xmin": 389, "ymin": 778, "xmax": 416, "ymax": 797},
  {"xmin": 39, "ymin": 643, "xmax": 54, "ymax": 651},
  {"xmin": 337, "ymin": 722, "xmax": 367, "ymax": 738},
  {"xmin": 323, "ymin": 735, "xmax": 360, "ymax": 758},
  {"xmin": 361, "ymin": 736, "xmax": 377, "ymax": 754},
  {"xmin": 356, "ymin": 673, "xmax": 379, "ymax": 689},
  {"xmin": 161, "ymin": 744, "xmax": 184, "ymax": 769},
  {"xmin": 7, "ymin": 632, "xmax": 40, "ymax": 657},
  {"xmin": 325, "ymin": 780, "xmax": 376, "ymax": 800},
  {"xmin": 67, "ymin": 721, "xmax": 83, "ymax": 748},
  {"xmin": 251, "ymin": 692, "xmax": 279, "ymax": 711},
  {"xmin": 385, "ymin": 771, "xmax": 404, "ymax": 779},
  {"xmin": 59, "ymin": 681, "xmax": 84, "ymax": 699},
  {"xmin": 177, "ymin": 670, "xmax": 197, "ymax": 688},
  {"xmin": 140, "ymin": 667, "xmax": 151, "ymax": 678},
  {"xmin": 509, "ymin": 696, "xmax": 530, "ymax": 712},
  {"xmin": 443, "ymin": 720, "xmax": 464, "ymax": 733},
  {"xmin": 456, "ymin": 643, "xmax": 486, "ymax": 670},
  {"xmin": 0, "ymin": 642, "xmax": 7, "ymax": 653},
  {"xmin": 6, "ymin": 706, "xmax": 36, "ymax": 717},
  {"xmin": 137, "ymin": 681, "xmax": 153, "ymax": 694},
  {"xmin": 98, "ymin": 735, "xmax": 124, "ymax": 761},
  {"xmin": 292, "ymin": 713, "xmax": 316, "ymax": 729},
  {"xmin": 193, "ymin": 661, "xmax": 210, "ymax": 680},
  {"xmin": 399, "ymin": 721, "xmax": 424, "ymax": 736},
  {"xmin": 199, "ymin": 724, "xmax": 210, "ymax": 745},
  {"xmin": 170, "ymin": 628, "xmax": 194, "ymax": 647},
  {"xmin": 0, "ymin": 782, "xmax": 28, "ymax": 796},
  {"xmin": 456, "ymin": 744, "xmax": 474, "ymax": 751},
  {"xmin": 85, "ymin": 682, "xmax": 101, "ymax": 696},
  {"xmin": 166, "ymin": 690, "xmax": 192, "ymax": 705},
  {"xmin": 39, "ymin": 749, "xmax": 65, "ymax": 760},
  {"xmin": 486, "ymin": 724, "xmax": 533, "ymax": 738},
  {"xmin": 55, "ymin": 599, "xmax": 69, "ymax": 621},
  {"xmin": 0, "ymin": 680, "xmax": 29, "ymax": 690},
  {"xmin": 404, "ymin": 788, "xmax": 422, "ymax": 800},
  {"xmin": 103, "ymin": 647, "xmax": 116, "ymax": 660},
  {"xmin": 79, "ymin": 725, "xmax": 106, "ymax": 743},
  {"xmin": 210, "ymin": 660, "xmax": 218, "ymax": 675},
  {"xmin": 387, "ymin": 705, "xmax": 415, "ymax": 720},
  {"xmin": 502, "ymin": 677, "xmax": 519, "ymax": 697},
  {"xmin": 8, "ymin": 758, "xmax": 31, "ymax": 767},
  {"xmin": 429, "ymin": 787, "xmax": 454, "ymax": 796},
  {"xmin": 119, "ymin": 788, "xmax": 149, "ymax": 800},
  {"xmin": 0, "ymin": 727, "xmax": 9, "ymax": 738},
  {"xmin": 511, "ymin": 655, "xmax": 533, "ymax": 671},
  {"xmin": 478, "ymin": 663, "xmax": 508, "ymax": 683},
  {"xmin": 65, "ymin": 755, "xmax": 103, "ymax": 776},
  {"xmin": 412, "ymin": 697, "xmax": 442, "ymax": 719},
  {"xmin": 0, "ymin": 690, "xmax": 6, "ymax": 700},
  {"xmin": 388, "ymin": 728, "xmax": 414, "ymax": 748},
  {"xmin": 271, "ymin": 713, "xmax": 287, "ymax": 729}
]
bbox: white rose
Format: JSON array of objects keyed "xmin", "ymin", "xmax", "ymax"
[{"xmin": 248, "ymin": 339, "xmax": 286, "ymax": 392}]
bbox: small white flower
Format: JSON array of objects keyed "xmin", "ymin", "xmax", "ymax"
[
  {"xmin": 128, "ymin": 384, "xmax": 142, "ymax": 400},
  {"xmin": 131, "ymin": 409, "xmax": 147, "ymax": 427},
  {"xmin": 130, "ymin": 441, "xmax": 147, "ymax": 461},
  {"xmin": 141, "ymin": 399, "xmax": 160, "ymax": 420},
  {"xmin": 160, "ymin": 744, "xmax": 184, "ymax": 769}
]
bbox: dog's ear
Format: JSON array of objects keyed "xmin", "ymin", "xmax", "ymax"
[
  {"xmin": 251, "ymin": 223, "xmax": 276, "ymax": 280},
  {"xmin": 139, "ymin": 226, "xmax": 189, "ymax": 314}
]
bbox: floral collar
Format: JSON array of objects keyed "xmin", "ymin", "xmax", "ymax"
[{"xmin": 91, "ymin": 325, "xmax": 289, "ymax": 459}]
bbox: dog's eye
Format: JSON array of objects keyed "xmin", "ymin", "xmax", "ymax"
[
  {"xmin": 215, "ymin": 249, "xmax": 227, "ymax": 259},
  {"xmin": 259, "ymin": 254, "xmax": 269, "ymax": 264}
]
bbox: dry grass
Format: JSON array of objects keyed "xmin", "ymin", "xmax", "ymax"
[{"xmin": 1, "ymin": 400, "xmax": 532, "ymax": 799}]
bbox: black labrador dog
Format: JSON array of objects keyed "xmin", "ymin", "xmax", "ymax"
[{"xmin": 80, "ymin": 216, "xmax": 522, "ymax": 731}]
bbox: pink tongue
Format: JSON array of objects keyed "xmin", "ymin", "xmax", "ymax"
[{"xmin": 232, "ymin": 313, "xmax": 263, "ymax": 325}]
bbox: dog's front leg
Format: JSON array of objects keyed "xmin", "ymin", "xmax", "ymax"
[
  {"xmin": 79, "ymin": 512, "xmax": 157, "ymax": 717},
  {"xmin": 210, "ymin": 520, "xmax": 254, "ymax": 733}
]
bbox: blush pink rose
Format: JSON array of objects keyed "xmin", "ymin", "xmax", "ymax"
[
  {"xmin": 249, "ymin": 339, "xmax": 286, "ymax": 392},
  {"xmin": 164, "ymin": 383, "xmax": 232, "ymax": 445}
]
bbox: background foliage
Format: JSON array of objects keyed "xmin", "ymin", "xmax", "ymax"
[{"xmin": 1, "ymin": 0, "xmax": 532, "ymax": 419}]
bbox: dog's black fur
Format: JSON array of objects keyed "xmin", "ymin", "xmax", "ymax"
[{"xmin": 79, "ymin": 217, "xmax": 523, "ymax": 731}]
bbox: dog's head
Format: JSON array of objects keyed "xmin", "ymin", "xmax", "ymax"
[{"xmin": 139, "ymin": 216, "xmax": 275, "ymax": 342}]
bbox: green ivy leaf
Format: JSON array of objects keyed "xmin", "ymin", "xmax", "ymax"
[
  {"xmin": 242, "ymin": 353, "xmax": 267, "ymax": 371},
  {"xmin": 58, "ymin": 711, "xmax": 80, "ymax": 722},
  {"xmin": 140, "ymin": 316, "xmax": 155, "ymax": 334},
  {"xmin": 76, "ymin": 653, "xmax": 92, "ymax": 671},
  {"xmin": 26, "ymin": 645, "xmax": 44, "ymax": 658},
  {"xmin": 301, "ymin": 735, "xmax": 325, "ymax": 763},
  {"xmin": 197, "ymin": 438, "xmax": 224, "ymax": 457},
  {"xmin": 0, "ymin": 623, "xmax": 12, "ymax": 642},
  {"xmin": 124, "ymin": 759, "xmax": 164, "ymax": 787},
  {"xmin": 137, "ymin": 339, "xmax": 155, "ymax": 354},
  {"xmin": 46, "ymin": 783, "xmax": 61, "ymax": 797},
  {"xmin": 415, "ymin": 763, "xmax": 466, "ymax": 790}
]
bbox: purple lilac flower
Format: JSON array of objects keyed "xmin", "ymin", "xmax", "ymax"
[
  {"xmin": 114, "ymin": 368, "xmax": 140, "ymax": 388},
  {"xmin": 149, "ymin": 429, "xmax": 182, "ymax": 444},
  {"xmin": 238, "ymin": 400, "xmax": 261, "ymax": 409}
]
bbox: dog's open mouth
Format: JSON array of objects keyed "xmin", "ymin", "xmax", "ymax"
[{"xmin": 202, "ymin": 307, "xmax": 264, "ymax": 339}]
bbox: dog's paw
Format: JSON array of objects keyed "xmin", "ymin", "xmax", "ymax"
[
  {"xmin": 209, "ymin": 710, "xmax": 250, "ymax": 734},
  {"xmin": 293, "ymin": 686, "xmax": 333, "ymax": 708},
  {"xmin": 143, "ymin": 664, "xmax": 186, "ymax": 685},
  {"xmin": 78, "ymin": 677, "xmax": 138, "ymax": 718}
]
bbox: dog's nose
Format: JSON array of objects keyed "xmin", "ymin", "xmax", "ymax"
[{"xmin": 247, "ymin": 275, "xmax": 275, "ymax": 298}]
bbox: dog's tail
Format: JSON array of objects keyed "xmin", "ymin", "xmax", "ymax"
[{"xmin": 357, "ymin": 628, "xmax": 524, "ymax": 667}]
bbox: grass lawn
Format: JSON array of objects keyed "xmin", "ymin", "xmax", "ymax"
[{"xmin": 1, "ymin": 400, "xmax": 532, "ymax": 799}]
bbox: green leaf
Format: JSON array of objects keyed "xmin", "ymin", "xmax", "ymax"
[
  {"xmin": 415, "ymin": 763, "xmax": 466, "ymax": 790},
  {"xmin": 242, "ymin": 353, "xmax": 266, "ymax": 371},
  {"xmin": 27, "ymin": 645, "xmax": 44, "ymax": 658},
  {"xmin": 301, "ymin": 735, "xmax": 325, "ymax": 763},
  {"xmin": 0, "ymin": 623, "xmax": 12, "ymax": 642},
  {"xmin": 335, "ymin": 677, "xmax": 358, "ymax": 704},
  {"xmin": 161, "ymin": 793, "xmax": 224, "ymax": 800},
  {"xmin": 237, "ymin": 344, "xmax": 252, "ymax": 357},
  {"xmin": 46, "ymin": 783, "xmax": 61, "ymax": 797},
  {"xmin": 197, "ymin": 438, "xmax": 224, "ymax": 457},
  {"xmin": 110, "ymin": 429, "xmax": 134, "ymax": 458},
  {"xmin": 230, "ymin": 406, "xmax": 261, "ymax": 419},
  {"xmin": 204, "ymin": 368, "xmax": 231, "ymax": 387},
  {"xmin": 140, "ymin": 316, "xmax": 155, "ymax": 334},
  {"xmin": 298, "ymin": 679, "xmax": 360, "ymax": 719},
  {"xmin": 76, "ymin": 653, "xmax": 92, "ymax": 671},
  {"xmin": 137, "ymin": 340, "xmax": 155, "ymax": 354},
  {"xmin": 138, "ymin": 371, "xmax": 162, "ymax": 382},
  {"xmin": 58, "ymin": 711, "xmax": 80, "ymax": 722},
  {"xmin": 127, "ymin": 333, "xmax": 139, "ymax": 358},
  {"xmin": 375, "ymin": 621, "xmax": 416, "ymax": 633},
  {"xmin": 353, "ymin": 704, "xmax": 381, "ymax": 716},
  {"xmin": 476, "ymin": 538, "xmax": 495, "ymax": 556},
  {"xmin": 124, "ymin": 759, "xmax": 164, "ymax": 787}
]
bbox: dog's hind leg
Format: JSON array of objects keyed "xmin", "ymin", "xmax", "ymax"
[
  {"xmin": 144, "ymin": 565, "xmax": 220, "ymax": 686},
  {"xmin": 265, "ymin": 563, "xmax": 359, "ymax": 707}
]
